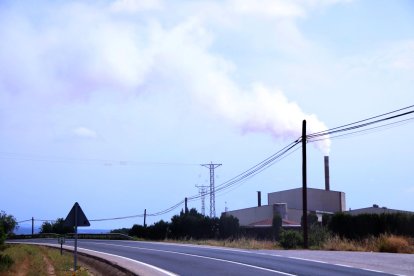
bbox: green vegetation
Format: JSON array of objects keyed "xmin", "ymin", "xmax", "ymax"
[
  {"xmin": 0, "ymin": 244, "xmax": 89, "ymax": 275},
  {"xmin": 279, "ymin": 230, "xmax": 303, "ymax": 249},
  {"xmin": 0, "ymin": 211, "xmax": 17, "ymax": 270},
  {"xmin": 326, "ymin": 212, "xmax": 414, "ymax": 239},
  {"xmin": 323, "ymin": 234, "xmax": 414, "ymax": 253},
  {"xmin": 112, "ymin": 208, "xmax": 240, "ymax": 241},
  {"xmin": 0, "ymin": 211, "xmax": 17, "ymax": 244},
  {"xmin": 40, "ymin": 218, "xmax": 74, "ymax": 234}
]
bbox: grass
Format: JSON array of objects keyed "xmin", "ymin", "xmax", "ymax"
[
  {"xmin": 164, "ymin": 237, "xmax": 282, "ymax": 250},
  {"xmin": 322, "ymin": 234, "xmax": 414, "ymax": 253},
  {"xmin": 0, "ymin": 244, "xmax": 90, "ymax": 275},
  {"xmin": 163, "ymin": 234, "xmax": 414, "ymax": 253}
]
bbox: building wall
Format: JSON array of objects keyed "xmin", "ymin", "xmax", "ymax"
[
  {"xmin": 268, "ymin": 188, "xmax": 346, "ymax": 213},
  {"xmin": 223, "ymin": 205, "xmax": 274, "ymax": 226}
]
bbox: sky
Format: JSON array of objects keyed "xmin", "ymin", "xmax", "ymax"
[{"xmin": 1, "ymin": 0, "xmax": 413, "ymax": 231}]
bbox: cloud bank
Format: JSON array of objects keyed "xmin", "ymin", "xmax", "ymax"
[{"xmin": 0, "ymin": 0, "xmax": 332, "ymax": 153}]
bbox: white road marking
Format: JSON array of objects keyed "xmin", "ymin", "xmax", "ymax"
[
  {"xmin": 7, "ymin": 241, "xmax": 176, "ymax": 276},
  {"xmin": 78, "ymin": 247, "xmax": 177, "ymax": 276},
  {"xmin": 288, "ymin": 256, "xmax": 328, "ymax": 264},
  {"xmin": 86, "ymin": 241, "xmax": 297, "ymax": 275},
  {"xmin": 361, "ymin": 268, "xmax": 386, "ymax": 273},
  {"xmin": 334, "ymin": 263, "xmax": 353, "ymax": 268}
]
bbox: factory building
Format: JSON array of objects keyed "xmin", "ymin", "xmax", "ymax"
[
  {"xmin": 223, "ymin": 156, "xmax": 346, "ymax": 227},
  {"xmin": 347, "ymin": 204, "xmax": 414, "ymax": 216}
]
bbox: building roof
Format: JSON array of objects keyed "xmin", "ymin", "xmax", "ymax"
[{"xmin": 347, "ymin": 205, "xmax": 413, "ymax": 215}]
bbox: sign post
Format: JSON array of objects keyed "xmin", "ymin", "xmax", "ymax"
[
  {"xmin": 58, "ymin": 236, "xmax": 66, "ymax": 255},
  {"xmin": 64, "ymin": 202, "xmax": 90, "ymax": 275}
]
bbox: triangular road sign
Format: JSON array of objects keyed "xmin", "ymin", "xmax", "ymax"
[{"xmin": 64, "ymin": 202, "xmax": 90, "ymax": 227}]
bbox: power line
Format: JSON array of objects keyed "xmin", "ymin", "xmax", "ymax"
[
  {"xmin": 17, "ymin": 104, "xmax": 414, "ymax": 224},
  {"xmin": 308, "ymin": 116, "xmax": 414, "ymax": 143},
  {"xmin": 307, "ymin": 104, "xmax": 414, "ymax": 138},
  {"xmin": 0, "ymin": 152, "xmax": 198, "ymax": 167},
  {"xmin": 307, "ymin": 107, "xmax": 414, "ymax": 139}
]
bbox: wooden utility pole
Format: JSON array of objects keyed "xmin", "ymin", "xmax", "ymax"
[{"xmin": 302, "ymin": 120, "xmax": 308, "ymax": 249}]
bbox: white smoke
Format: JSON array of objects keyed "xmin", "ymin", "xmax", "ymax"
[{"xmin": 0, "ymin": 1, "xmax": 331, "ymax": 153}]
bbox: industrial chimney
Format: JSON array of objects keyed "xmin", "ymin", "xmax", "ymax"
[
  {"xmin": 324, "ymin": 156, "xmax": 330, "ymax": 191},
  {"xmin": 257, "ymin": 191, "xmax": 261, "ymax": 207}
]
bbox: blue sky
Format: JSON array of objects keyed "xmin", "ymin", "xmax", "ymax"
[{"xmin": 1, "ymin": 0, "xmax": 413, "ymax": 230}]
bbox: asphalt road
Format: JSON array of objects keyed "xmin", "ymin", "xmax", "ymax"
[{"xmin": 10, "ymin": 239, "xmax": 409, "ymax": 276}]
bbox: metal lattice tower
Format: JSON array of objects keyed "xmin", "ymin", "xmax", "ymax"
[
  {"xmin": 201, "ymin": 162, "xmax": 222, "ymax": 217},
  {"xmin": 195, "ymin": 184, "xmax": 208, "ymax": 216}
]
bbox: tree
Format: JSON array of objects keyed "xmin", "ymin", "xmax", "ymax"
[
  {"xmin": 219, "ymin": 214, "xmax": 239, "ymax": 239},
  {"xmin": 170, "ymin": 208, "xmax": 218, "ymax": 239},
  {"xmin": 0, "ymin": 211, "xmax": 17, "ymax": 236},
  {"xmin": 0, "ymin": 225, "xmax": 5, "ymax": 246},
  {"xmin": 40, "ymin": 218, "xmax": 73, "ymax": 234}
]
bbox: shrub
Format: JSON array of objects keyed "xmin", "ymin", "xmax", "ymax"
[
  {"xmin": 0, "ymin": 225, "xmax": 5, "ymax": 247},
  {"xmin": 219, "ymin": 215, "xmax": 239, "ymax": 239},
  {"xmin": 40, "ymin": 218, "xmax": 73, "ymax": 234},
  {"xmin": 378, "ymin": 235, "xmax": 411, "ymax": 253},
  {"xmin": 309, "ymin": 224, "xmax": 330, "ymax": 248},
  {"xmin": 279, "ymin": 230, "xmax": 303, "ymax": 249},
  {"xmin": 0, "ymin": 254, "xmax": 14, "ymax": 271},
  {"xmin": 0, "ymin": 211, "xmax": 17, "ymax": 236},
  {"xmin": 328, "ymin": 212, "xmax": 414, "ymax": 239}
]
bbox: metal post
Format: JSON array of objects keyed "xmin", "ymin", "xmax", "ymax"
[
  {"xmin": 31, "ymin": 217, "xmax": 34, "ymax": 236},
  {"xmin": 144, "ymin": 209, "xmax": 147, "ymax": 228},
  {"xmin": 201, "ymin": 162, "xmax": 222, "ymax": 217},
  {"xmin": 302, "ymin": 120, "xmax": 308, "ymax": 249},
  {"xmin": 74, "ymin": 204, "xmax": 78, "ymax": 274}
]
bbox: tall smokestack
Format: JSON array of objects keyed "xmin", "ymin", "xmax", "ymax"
[
  {"xmin": 324, "ymin": 156, "xmax": 330, "ymax": 191},
  {"xmin": 257, "ymin": 191, "xmax": 261, "ymax": 207}
]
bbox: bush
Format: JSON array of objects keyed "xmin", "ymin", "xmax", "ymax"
[
  {"xmin": 0, "ymin": 254, "xmax": 14, "ymax": 271},
  {"xmin": 328, "ymin": 212, "xmax": 414, "ymax": 239},
  {"xmin": 219, "ymin": 215, "xmax": 239, "ymax": 239},
  {"xmin": 169, "ymin": 209, "xmax": 219, "ymax": 240},
  {"xmin": 0, "ymin": 225, "xmax": 5, "ymax": 247},
  {"xmin": 0, "ymin": 211, "xmax": 17, "ymax": 236},
  {"xmin": 279, "ymin": 230, "xmax": 303, "ymax": 249},
  {"xmin": 148, "ymin": 220, "xmax": 169, "ymax": 240},
  {"xmin": 378, "ymin": 235, "xmax": 411, "ymax": 253},
  {"xmin": 309, "ymin": 224, "xmax": 330, "ymax": 248},
  {"xmin": 40, "ymin": 218, "xmax": 74, "ymax": 234}
]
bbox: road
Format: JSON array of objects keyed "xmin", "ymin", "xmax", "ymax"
[{"xmin": 9, "ymin": 239, "xmax": 410, "ymax": 276}]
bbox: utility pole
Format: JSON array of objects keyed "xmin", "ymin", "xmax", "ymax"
[
  {"xmin": 201, "ymin": 162, "xmax": 222, "ymax": 217},
  {"xmin": 185, "ymin": 197, "xmax": 188, "ymax": 214},
  {"xmin": 144, "ymin": 209, "xmax": 147, "ymax": 227},
  {"xmin": 195, "ymin": 184, "xmax": 209, "ymax": 216},
  {"xmin": 302, "ymin": 120, "xmax": 308, "ymax": 249},
  {"xmin": 31, "ymin": 217, "xmax": 34, "ymax": 236}
]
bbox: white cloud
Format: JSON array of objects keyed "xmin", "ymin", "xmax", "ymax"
[
  {"xmin": 73, "ymin": 127, "xmax": 98, "ymax": 139},
  {"xmin": 340, "ymin": 40, "xmax": 414, "ymax": 77},
  {"xmin": 110, "ymin": 0, "xmax": 163, "ymax": 13},
  {"xmin": 0, "ymin": 0, "xmax": 331, "ymax": 152},
  {"xmin": 228, "ymin": 0, "xmax": 306, "ymax": 18}
]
